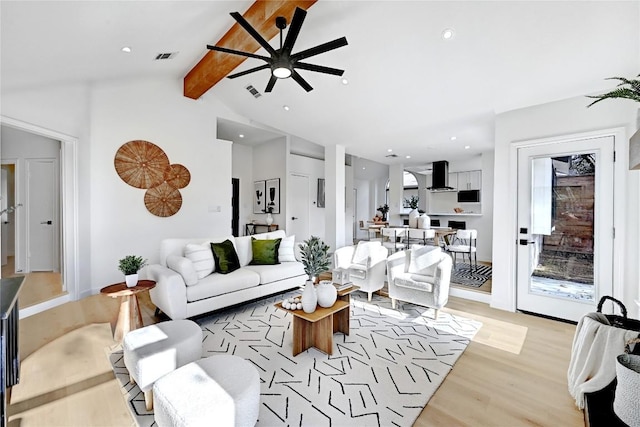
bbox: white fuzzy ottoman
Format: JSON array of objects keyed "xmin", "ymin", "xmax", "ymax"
[
  {"xmin": 153, "ymin": 355, "xmax": 261, "ymax": 427},
  {"xmin": 123, "ymin": 319, "xmax": 202, "ymax": 411}
]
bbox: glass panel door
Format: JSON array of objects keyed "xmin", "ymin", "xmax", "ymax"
[{"xmin": 516, "ymin": 136, "xmax": 614, "ymax": 321}]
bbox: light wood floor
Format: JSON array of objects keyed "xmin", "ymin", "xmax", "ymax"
[
  {"xmin": 2, "ymin": 256, "xmax": 65, "ymax": 308},
  {"xmin": 9, "ymin": 291, "xmax": 584, "ymax": 426}
]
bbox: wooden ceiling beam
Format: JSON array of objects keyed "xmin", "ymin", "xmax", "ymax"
[{"xmin": 184, "ymin": 0, "xmax": 317, "ymax": 99}]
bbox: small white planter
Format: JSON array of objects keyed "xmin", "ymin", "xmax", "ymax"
[{"xmin": 125, "ymin": 273, "xmax": 139, "ymax": 288}]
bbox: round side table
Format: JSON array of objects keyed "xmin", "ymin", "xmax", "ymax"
[{"xmin": 100, "ymin": 280, "xmax": 156, "ymax": 342}]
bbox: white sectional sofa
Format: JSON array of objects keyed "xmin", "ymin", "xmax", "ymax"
[{"xmin": 146, "ymin": 230, "xmax": 306, "ymax": 319}]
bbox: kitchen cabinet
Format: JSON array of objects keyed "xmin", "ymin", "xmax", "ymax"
[
  {"xmin": 448, "ymin": 172, "xmax": 458, "ymax": 190},
  {"xmin": 457, "ymin": 170, "xmax": 481, "ymax": 190}
]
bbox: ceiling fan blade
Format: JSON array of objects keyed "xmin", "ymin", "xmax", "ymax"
[
  {"xmin": 207, "ymin": 45, "xmax": 270, "ymax": 62},
  {"xmin": 230, "ymin": 11, "xmax": 277, "ymax": 57},
  {"xmin": 282, "ymin": 7, "xmax": 306, "ymax": 55},
  {"xmin": 265, "ymin": 75, "xmax": 278, "ymax": 93},
  {"xmin": 291, "ymin": 37, "xmax": 348, "ymax": 61},
  {"xmin": 295, "ymin": 62, "xmax": 344, "ymax": 76},
  {"xmin": 227, "ymin": 64, "xmax": 270, "ymax": 79},
  {"xmin": 291, "ymin": 70, "xmax": 313, "ymax": 92}
]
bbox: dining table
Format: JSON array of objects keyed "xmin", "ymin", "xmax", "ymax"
[{"xmin": 432, "ymin": 227, "xmax": 457, "ymax": 247}]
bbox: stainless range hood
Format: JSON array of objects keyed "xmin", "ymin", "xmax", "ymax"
[{"xmin": 427, "ymin": 160, "xmax": 455, "ymax": 191}]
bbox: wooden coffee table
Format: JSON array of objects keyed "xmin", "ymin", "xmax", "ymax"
[
  {"xmin": 100, "ymin": 280, "xmax": 155, "ymax": 342},
  {"xmin": 276, "ymin": 295, "xmax": 351, "ymax": 356}
]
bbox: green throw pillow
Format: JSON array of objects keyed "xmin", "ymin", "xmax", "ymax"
[
  {"xmin": 250, "ymin": 238, "xmax": 282, "ymax": 265},
  {"xmin": 210, "ymin": 240, "xmax": 241, "ymax": 274}
]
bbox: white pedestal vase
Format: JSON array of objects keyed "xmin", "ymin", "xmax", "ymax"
[
  {"xmin": 301, "ymin": 281, "xmax": 317, "ymax": 313},
  {"xmin": 266, "ymin": 213, "xmax": 273, "ymax": 225},
  {"xmin": 125, "ymin": 273, "xmax": 139, "ymax": 288},
  {"xmin": 408, "ymin": 209, "xmax": 420, "ymax": 228},
  {"xmin": 317, "ymin": 281, "xmax": 337, "ymax": 308},
  {"xmin": 418, "ymin": 213, "xmax": 431, "ymax": 229}
]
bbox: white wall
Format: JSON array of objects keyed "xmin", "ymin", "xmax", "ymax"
[
  {"xmin": 1, "ymin": 126, "xmax": 61, "ymax": 272},
  {"xmin": 89, "ymin": 78, "xmax": 239, "ymax": 290},
  {"xmin": 253, "ymin": 137, "xmax": 287, "ymax": 229},
  {"xmin": 493, "ymin": 94, "xmax": 638, "ymax": 315}
]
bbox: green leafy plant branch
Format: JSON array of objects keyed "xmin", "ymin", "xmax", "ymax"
[{"xmin": 587, "ymin": 74, "xmax": 640, "ymax": 107}]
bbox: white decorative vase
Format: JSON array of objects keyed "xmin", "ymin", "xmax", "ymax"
[
  {"xmin": 266, "ymin": 213, "xmax": 273, "ymax": 225},
  {"xmin": 409, "ymin": 209, "xmax": 420, "ymax": 228},
  {"xmin": 418, "ymin": 213, "xmax": 431, "ymax": 229},
  {"xmin": 301, "ymin": 280, "xmax": 317, "ymax": 313},
  {"xmin": 125, "ymin": 273, "xmax": 138, "ymax": 288},
  {"xmin": 317, "ymin": 281, "xmax": 337, "ymax": 308}
]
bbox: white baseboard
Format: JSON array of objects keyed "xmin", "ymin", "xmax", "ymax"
[
  {"xmin": 450, "ymin": 287, "xmax": 491, "ymax": 304},
  {"xmin": 19, "ymin": 293, "xmax": 73, "ymax": 319}
]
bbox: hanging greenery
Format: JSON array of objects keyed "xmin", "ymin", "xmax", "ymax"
[{"xmin": 586, "ymin": 74, "xmax": 640, "ymax": 107}]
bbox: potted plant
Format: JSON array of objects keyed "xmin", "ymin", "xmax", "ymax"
[
  {"xmin": 118, "ymin": 255, "xmax": 147, "ymax": 287},
  {"xmin": 298, "ymin": 236, "xmax": 331, "ymax": 313},
  {"xmin": 377, "ymin": 204, "xmax": 389, "ymax": 221}
]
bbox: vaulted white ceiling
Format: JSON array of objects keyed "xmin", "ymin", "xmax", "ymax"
[{"xmin": 2, "ymin": 1, "xmax": 638, "ymax": 168}]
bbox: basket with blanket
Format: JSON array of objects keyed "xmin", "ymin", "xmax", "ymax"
[{"xmin": 568, "ymin": 296, "xmax": 640, "ymax": 427}]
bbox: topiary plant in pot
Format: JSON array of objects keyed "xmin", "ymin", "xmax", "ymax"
[
  {"xmin": 298, "ymin": 236, "xmax": 331, "ymax": 282},
  {"xmin": 118, "ymin": 255, "xmax": 147, "ymax": 287}
]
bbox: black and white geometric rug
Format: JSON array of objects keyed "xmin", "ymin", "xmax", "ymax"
[
  {"xmin": 109, "ymin": 291, "xmax": 481, "ymax": 427},
  {"xmin": 451, "ymin": 263, "xmax": 492, "ymax": 288}
]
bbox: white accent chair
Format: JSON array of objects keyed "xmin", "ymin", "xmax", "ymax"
[
  {"xmin": 333, "ymin": 241, "xmax": 388, "ymax": 301},
  {"xmin": 445, "ymin": 229, "xmax": 478, "ymax": 271},
  {"xmin": 386, "ymin": 245, "xmax": 453, "ymax": 319}
]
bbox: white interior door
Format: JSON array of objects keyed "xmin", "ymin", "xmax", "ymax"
[
  {"xmin": 27, "ymin": 158, "xmax": 59, "ymax": 272},
  {"xmin": 288, "ymin": 173, "xmax": 310, "ymax": 244},
  {"xmin": 516, "ymin": 136, "xmax": 614, "ymax": 321}
]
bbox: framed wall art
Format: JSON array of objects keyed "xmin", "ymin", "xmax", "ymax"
[
  {"xmin": 253, "ymin": 180, "xmax": 266, "ymax": 214},
  {"xmin": 265, "ymin": 178, "xmax": 280, "ymax": 214}
]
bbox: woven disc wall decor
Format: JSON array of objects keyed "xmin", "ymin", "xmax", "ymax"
[
  {"xmin": 114, "ymin": 140, "xmax": 170, "ymax": 189},
  {"xmin": 144, "ymin": 182, "xmax": 182, "ymax": 217},
  {"xmin": 164, "ymin": 164, "xmax": 191, "ymax": 189}
]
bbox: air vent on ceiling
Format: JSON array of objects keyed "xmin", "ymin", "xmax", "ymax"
[
  {"xmin": 154, "ymin": 52, "xmax": 178, "ymax": 60},
  {"xmin": 245, "ymin": 85, "xmax": 262, "ymax": 99},
  {"xmin": 385, "ymin": 153, "xmax": 398, "ymax": 158}
]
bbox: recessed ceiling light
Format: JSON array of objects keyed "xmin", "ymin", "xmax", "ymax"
[
  {"xmin": 341, "ymin": 77, "xmax": 349, "ymax": 85},
  {"xmin": 362, "ymin": 167, "xmax": 366, "ymax": 170},
  {"xmin": 450, "ymin": 136, "xmax": 457, "ymax": 141},
  {"xmin": 464, "ymin": 145, "xmax": 471, "ymax": 150},
  {"xmin": 239, "ymin": 134, "xmax": 244, "ymax": 138},
  {"xmin": 442, "ymin": 28, "xmax": 455, "ymax": 40},
  {"xmin": 283, "ymin": 105, "xmax": 290, "ymax": 111},
  {"xmin": 387, "ymin": 149, "xmax": 393, "ymax": 152},
  {"xmin": 405, "ymin": 155, "xmax": 411, "ymax": 159},
  {"xmin": 121, "ymin": 46, "xmax": 132, "ymax": 53}
]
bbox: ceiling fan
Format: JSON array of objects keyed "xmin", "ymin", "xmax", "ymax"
[{"xmin": 207, "ymin": 7, "xmax": 348, "ymax": 93}]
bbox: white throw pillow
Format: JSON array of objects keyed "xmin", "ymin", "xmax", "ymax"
[
  {"xmin": 166, "ymin": 255, "xmax": 199, "ymax": 286},
  {"xmin": 408, "ymin": 245, "xmax": 442, "ymax": 275},
  {"xmin": 278, "ymin": 235, "xmax": 296, "ymax": 262},
  {"xmin": 184, "ymin": 243, "xmax": 215, "ymax": 279},
  {"xmin": 351, "ymin": 241, "xmax": 373, "ymax": 266}
]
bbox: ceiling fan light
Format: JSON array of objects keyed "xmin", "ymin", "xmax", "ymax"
[{"xmin": 272, "ymin": 66, "xmax": 292, "ymax": 79}]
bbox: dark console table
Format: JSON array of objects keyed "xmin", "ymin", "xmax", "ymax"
[
  {"xmin": 1, "ymin": 276, "xmax": 24, "ymax": 427},
  {"xmin": 245, "ymin": 223, "xmax": 278, "ymax": 236}
]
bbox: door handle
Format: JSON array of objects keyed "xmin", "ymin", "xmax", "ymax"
[
  {"xmin": 519, "ymin": 239, "xmax": 535, "ymax": 245},
  {"xmin": 40, "ymin": 220, "xmax": 52, "ymax": 225},
  {"xmin": 291, "ymin": 217, "xmax": 298, "ymax": 220}
]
